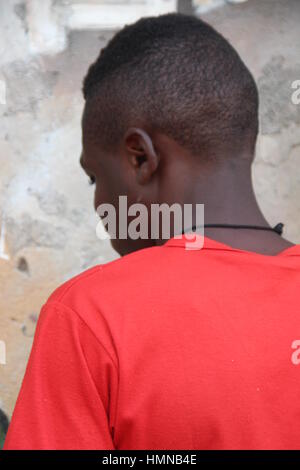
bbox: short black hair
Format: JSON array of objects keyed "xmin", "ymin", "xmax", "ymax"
[{"xmin": 83, "ymin": 13, "xmax": 259, "ymax": 159}]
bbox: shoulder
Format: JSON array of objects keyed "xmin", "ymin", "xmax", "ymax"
[
  {"xmin": 40, "ymin": 244, "xmax": 173, "ymax": 341},
  {"xmin": 46, "ymin": 244, "xmax": 169, "ymax": 309}
]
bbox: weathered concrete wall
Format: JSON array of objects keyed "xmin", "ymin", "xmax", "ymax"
[{"xmin": 0, "ymin": 0, "xmax": 300, "ymax": 444}]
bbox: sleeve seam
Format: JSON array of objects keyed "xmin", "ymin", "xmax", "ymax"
[
  {"xmin": 41, "ymin": 300, "xmax": 119, "ymax": 372},
  {"xmin": 52, "ymin": 266, "xmax": 103, "ymax": 303}
]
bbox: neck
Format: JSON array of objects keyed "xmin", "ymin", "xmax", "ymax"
[
  {"xmin": 195, "ymin": 164, "xmax": 268, "ymax": 227},
  {"xmin": 160, "ymin": 160, "xmax": 293, "ymax": 254}
]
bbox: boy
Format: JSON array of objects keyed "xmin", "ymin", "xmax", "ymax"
[{"xmin": 4, "ymin": 14, "xmax": 300, "ymax": 449}]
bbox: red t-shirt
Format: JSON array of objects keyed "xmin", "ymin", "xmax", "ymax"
[{"xmin": 4, "ymin": 235, "xmax": 300, "ymax": 450}]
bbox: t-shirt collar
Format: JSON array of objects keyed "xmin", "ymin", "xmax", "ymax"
[{"xmin": 164, "ymin": 234, "xmax": 300, "ymax": 257}]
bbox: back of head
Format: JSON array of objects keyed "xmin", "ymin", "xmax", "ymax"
[{"xmin": 83, "ymin": 13, "xmax": 259, "ymax": 161}]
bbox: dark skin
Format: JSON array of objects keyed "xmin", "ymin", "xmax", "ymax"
[{"xmin": 80, "ymin": 107, "xmax": 294, "ymax": 257}]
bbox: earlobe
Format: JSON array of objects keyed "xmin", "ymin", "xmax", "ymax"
[{"xmin": 124, "ymin": 127, "xmax": 159, "ymax": 184}]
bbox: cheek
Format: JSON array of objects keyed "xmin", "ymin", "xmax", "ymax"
[
  {"xmin": 93, "ymin": 159, "xmax": 136, "ymax": 212},
  {"xmin": 93, "ymin": 184, "xmax": 106, "ymax": 212},
  {"xmin": 93, "ymin": 177, "xmax": 117, "ymax": 212},
  {"xmin": 93, "ymin": 184, "xmax": 100, "ymax": 210}
]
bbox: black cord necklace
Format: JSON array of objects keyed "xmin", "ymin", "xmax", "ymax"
[{"xmin": 183, "ymin": 223, "xmax": 284, "ymax": 236}]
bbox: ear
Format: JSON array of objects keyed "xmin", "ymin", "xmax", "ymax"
[{"xmin": 124, "ymin": 128, "xmax": 160, "ymax": 184}]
